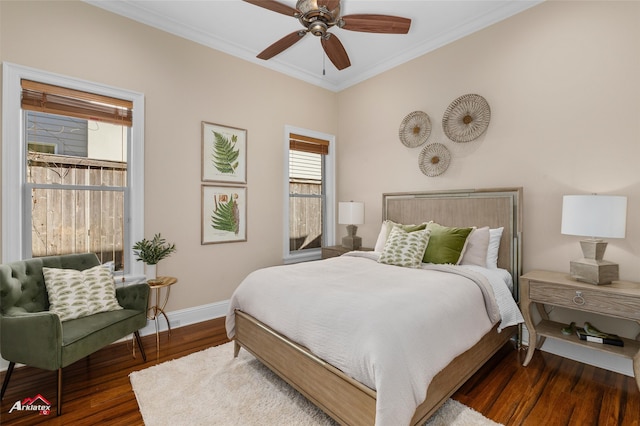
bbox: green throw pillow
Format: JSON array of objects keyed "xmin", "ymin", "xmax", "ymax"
[
  {"xmin": 43, "ymin": 265, "xmax": 123, "ymax": 322},
  {"xmin": 378, "ymin": 226, "xmax": 431, "ymax": 268},
  {"xmin": 422, "ymin": 222, "xmax": 474, "ymax": 265}
]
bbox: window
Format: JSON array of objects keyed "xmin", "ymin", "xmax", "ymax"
[
  {"xmin": 2, "ymin": 63, "xmax": 145, "ymax": 279},
  {"xmin": 283, "ymin": 126, "xmax": 335, "ymax": 263}
]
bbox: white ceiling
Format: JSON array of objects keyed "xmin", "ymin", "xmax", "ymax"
[{"xmin": 86, "ymin": 0, "xmax": 542, "ymax": 92}]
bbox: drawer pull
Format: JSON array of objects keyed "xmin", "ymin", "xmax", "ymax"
[{"xmin": 573, "ymin": 291, "xmax": 585, "ymax": 306}]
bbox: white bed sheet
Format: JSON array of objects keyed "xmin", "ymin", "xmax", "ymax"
[
  {"xmin": 459, "ymin": 264, "xmax": 523, "ymax": 331},
  {"xmin": 226, "ymin": 253, "xmax": 522, "ymax": 426}
]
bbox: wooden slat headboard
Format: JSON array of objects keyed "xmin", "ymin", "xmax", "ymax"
[{"xmin": 382, "ymin": 187, "xmax": 523, "ymax": 300}]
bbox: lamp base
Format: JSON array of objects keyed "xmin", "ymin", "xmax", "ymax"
[
  {"xmin": 570, "ymin": 258, "xmax": 619, "ymax": 285},
  {"xmin": 342, "ymin": 235, "xmax": 362, "ymax": 250},
  {"xmin": 342, "ymin": 224, "xmax": 362, "ymax": 250},
  {"xmin": 580, "ymin": 239, "xmax": 608, "ymax": 260}
]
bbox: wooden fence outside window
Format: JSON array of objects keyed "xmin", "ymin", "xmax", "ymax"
[{"xmin": 28, "ymin": 152, "xmax": 126, "ymax": 268}]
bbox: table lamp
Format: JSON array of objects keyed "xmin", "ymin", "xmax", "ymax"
[
  {"xmin": 339, "ymin": 201, "xmax": 364, "ymax": 250},
  {"xmin": 561, "ymin": 194, "xmax": 627, "ymax": 284}
]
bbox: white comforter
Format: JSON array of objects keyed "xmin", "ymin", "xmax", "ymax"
[{"xmin": 226, "ymin": 252, "xmax": 522, "ymax": 426}]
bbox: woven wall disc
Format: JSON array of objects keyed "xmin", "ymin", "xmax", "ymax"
[
  {"xmin": 442, "ymin": 94, "xmax": 491, "ymax": 143},
  {"xmin": 419, "ymin": 143, "xmax": 451, "ymax": 177},
  {"xmin": 399, "ymin": 111, "xmax": 431, "ymax": 148}
]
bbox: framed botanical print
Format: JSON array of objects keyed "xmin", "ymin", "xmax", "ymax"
[
  {"xmin": 201, "ymin": 121, "xmax": 247, "ymax": 184},
  {"xmin": 201, "ymin": 185, "xmax": 247, "ymax": 244}
]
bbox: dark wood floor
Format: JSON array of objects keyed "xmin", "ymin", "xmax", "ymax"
[{"xmin": 1, "ymin": 318, "xmax": 638, "ymax": 425}]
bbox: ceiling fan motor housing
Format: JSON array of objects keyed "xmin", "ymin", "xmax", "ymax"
[
  {"xmin": 296, "ymin": 0, "xmax": 340, "ymax": 16},
  {"xmin": 296, "ymin": 0, "xmax": 340, "ymax": 36},
  {"xmin": 308, "ymin": 21, "xmax": 328, "ymax": 37}
]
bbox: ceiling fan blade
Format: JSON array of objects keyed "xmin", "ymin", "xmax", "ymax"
[
  {"xmin": 257, "ymin": 31, "xmax": 306, "ymax": 60},
  {"xmin": 243, "ymin": 0, "xmax": 298, "ymax": 17},
  {"xmin": 341, "ymin": 14, "xmax": 411, "ymax": 34},
  {"xmin": 321, "ymin": 33, "xmax": 351, "ymax": 70}
]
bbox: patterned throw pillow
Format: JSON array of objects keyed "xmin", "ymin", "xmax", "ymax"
[
  {"xmin": 378, "ymin": 226, "xmax": 431, "ymax": 268},
  {"xmin": 373, "ymin": 220, "xmax": 430, "ymax": 252},
  {"xmin": 43, "ymin": 265, "xmax": 123, "ymax": 322}
]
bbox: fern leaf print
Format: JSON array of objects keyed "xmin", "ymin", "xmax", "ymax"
[
  {"xmin": 212, "ymin": 131, "xmax": 240, "ymax": 174},
  {"xmin": 211, "ymin": 193, "xmax": 240, "ymax": 235}
]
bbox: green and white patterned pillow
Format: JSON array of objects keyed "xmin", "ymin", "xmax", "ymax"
[
  {"xmin": 378, "ymin": 226, "xmax": 431, "ymax": 268},
  {"xmin": 43, "ymin": 265, "xmax": 123, "ymax": 322}
]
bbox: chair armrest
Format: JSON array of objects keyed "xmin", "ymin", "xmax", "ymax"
[
  {"xmin": 116, "ymin": 282, "xmax": 149, "ymax": 312},
  {"xmin": 0, "ymin": 312, "xmax": 62, "ymax": 370}
]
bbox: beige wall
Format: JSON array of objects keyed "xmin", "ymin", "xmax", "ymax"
[
  {"xmin": 0, "ymin": 0, "xmax": 338, "ymax": 311},
  {"xmin": 1, "ymin": 1, "xmax": 639, "ymax": 338},
  {"xmin": 338, "ymin": 0, "xmax": 639, "ymax": 280},
  {"xmin": 336, "ymin": 0, "xmax": 640, "ymax": 344}
]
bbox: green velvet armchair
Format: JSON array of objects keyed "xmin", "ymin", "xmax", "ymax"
[{"xmin": 0, "ymin": 253, "xmax": 149, "ymax": 415}]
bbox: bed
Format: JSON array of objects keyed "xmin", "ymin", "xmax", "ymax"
[{"xmin": 226, "ymin": 187, "xmax": 523, "ymax": 425}]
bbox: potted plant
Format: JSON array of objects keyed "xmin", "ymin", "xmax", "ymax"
[{"xmin": 132, "ymin": 233, "xmax": 176, "ymax": 281}]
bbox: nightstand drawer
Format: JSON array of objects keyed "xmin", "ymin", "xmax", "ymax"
[{"xmin": 529, "ymin": 281, "xmax": 640, "ymax": 320}]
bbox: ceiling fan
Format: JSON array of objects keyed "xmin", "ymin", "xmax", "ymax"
[{"xmin": 243, "ymin": 0, "xmax": 411, "ymax": 70}]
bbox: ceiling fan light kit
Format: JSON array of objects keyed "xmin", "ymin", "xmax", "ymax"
[{"xmin": 244, "ymin": 0, "xmax": 411, "ymax": 70}]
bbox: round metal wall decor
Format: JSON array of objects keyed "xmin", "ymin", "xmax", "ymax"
[
  {"xmin": 419, "ymin": 143, "xmax": 451, "ymax": 177},
  {"xmin": 442, "ymin": 94, "xmax": 491, "ymax": 143},
  {"xmin": 399, "ymin": 111, "xmax": 431, "ymax": 148}
]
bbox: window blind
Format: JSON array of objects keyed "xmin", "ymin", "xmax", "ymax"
[
  {"xmin": 21, "ymin": 79, "xmax": 133, "ymax": 127},
  {"xmin": 289, "ymin": 132, "xmax": 329, "ymax": 155}
]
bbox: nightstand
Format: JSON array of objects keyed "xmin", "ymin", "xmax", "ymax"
[
  {"xmin": 321, "ymin": 245, "xmax": 373, "ymax": 259},
  {"xmin": 520, "ymin": 270, "xmax": 640, "ymax": 390}
]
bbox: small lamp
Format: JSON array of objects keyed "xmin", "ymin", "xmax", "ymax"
[
  {"xmin": 561, "ymin": 194, "xmax": 627, "ymax": 285},
  {"xmin": 339, "ymin": 201, "xmax": 364, "ymax": 250}
]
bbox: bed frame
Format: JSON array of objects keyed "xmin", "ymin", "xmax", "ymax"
[{"xmin": 233, "ymin": 187, "xmax": 523, "ymax": 425}]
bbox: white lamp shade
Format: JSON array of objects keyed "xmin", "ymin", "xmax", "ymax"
[
  {"xmin": 561, "ymin": 195, "xmax": 627, "ymax": 239},
  {"xmin": 338, "ymin": 201, "xmax": 364, "ymax": 225}
]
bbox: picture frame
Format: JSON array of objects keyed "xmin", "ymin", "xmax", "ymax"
[
  {"xmin": 201, "ymin": 121, "xmax": 247, "ymax": 184},
  {"xmin": 201, "ymin": 185, "xmax": 247, "ymax": 244}
]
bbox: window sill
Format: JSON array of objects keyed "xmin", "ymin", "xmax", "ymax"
[{"xmin": 283, "ymin": 249, "xmax": 321, "ymax": 264}]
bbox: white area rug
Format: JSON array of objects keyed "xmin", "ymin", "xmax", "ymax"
[{"xmin": 129, "ymin": 342, "xmax": 502, "ymax": 426}]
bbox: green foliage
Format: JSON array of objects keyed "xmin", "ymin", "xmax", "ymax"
[
  {"xmin": 132, "ymin": 233, "xmax": 176, "ymax": 265},
  {"xmin": 211, "ymin": 196, "xmax": 240, "ymax": 235},
  {"xmin": 212, "ymin": 131, "xmax": 240, "ymax": 174}
]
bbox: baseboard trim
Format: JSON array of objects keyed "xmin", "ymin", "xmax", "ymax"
[{"xmin": 139, "ymin": 299, "xmax": 230, "ymax": 336}]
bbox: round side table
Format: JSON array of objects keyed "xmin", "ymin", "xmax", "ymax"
[{"xmin": 147, "ymin": 276, "xmax": 177, "ymax": 357}]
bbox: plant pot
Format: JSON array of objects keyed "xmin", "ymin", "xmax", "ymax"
[{"xmin": 145, "ymin": 264, "xmax": 157, "ymax": 282}]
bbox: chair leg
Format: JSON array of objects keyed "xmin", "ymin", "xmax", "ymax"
[
  {"xmin": 134, "ymin": 331, "xmax": 147, "ymax": 362},
  {"xmin": 57, "ymin": 368, "xmax": 62, "ymax": 416},
  {"xmin": 1, "ymin": 362, "xmax": 15, "ymax": 400}
]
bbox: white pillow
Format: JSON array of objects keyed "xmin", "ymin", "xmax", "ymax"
[
  {"xmin": 374, "ymin": 220, "xmax": 394, "ymax": 252},
  {"xmin": 486, "ymin": 227, "xmax": 504, "ymax": 269},
  {"xmin": 460, "ymin": 226, "xmax": 490, "ymax": 266},
  {"xmin": 43, "ymin": 265, "xmax": 123, "ymax": 322}
]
